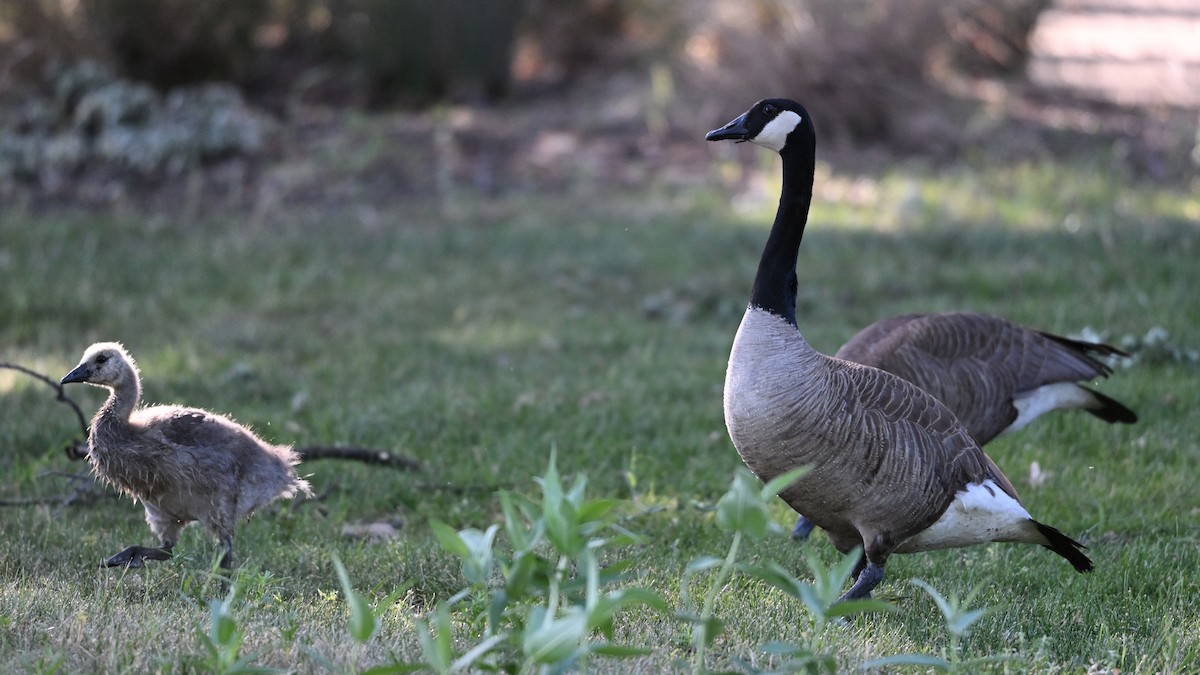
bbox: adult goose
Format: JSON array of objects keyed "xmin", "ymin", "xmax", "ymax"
[
  {"xmin": 62, "ymin": 342, "xmax": 312, "ymax": 569},
  {"xmin": 706, "ymin": 99, "xmax": 1093, "ymax": 600},
  {"xmin": 790, "ymin": 311, "xmax": 1137, "ymax": 539}
]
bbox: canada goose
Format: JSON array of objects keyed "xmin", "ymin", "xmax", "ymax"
[
  {"xmin": 706, "ymin": 99, "xmax": 1093, "ymax": 600},
  {"xmin": 62, "ymin": 342, "xmax": 312, "ymax": 569},
  {"xmin": 790, "ymin": 311, "xmax": 1137, "ymax": 539}
]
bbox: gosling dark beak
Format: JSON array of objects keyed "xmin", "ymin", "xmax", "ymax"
[
  {"xmin": 61, "ymin": 365, "xmax": 89, "ymax": 385},
  {"xmin": 706, "ymin": 112, "xmax": 750, "ymax": 142}
]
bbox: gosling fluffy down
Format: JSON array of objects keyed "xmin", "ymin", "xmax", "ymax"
[{"xmin": 62, "ymin": 342, "xmax": 312, "ymax": 569}]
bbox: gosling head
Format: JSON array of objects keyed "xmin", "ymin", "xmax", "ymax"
[
  {"xmin": 62, "ymin": 342, "xmax": 138, "ymax": 389},
  {"xmin": 705, "ymin": 98, "xmax": 813, "ymax": 154}
]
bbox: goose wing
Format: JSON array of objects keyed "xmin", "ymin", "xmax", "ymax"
[
  {"xmin": 829, "ymin": 357, "xmax": 1021, "ymax": 531},
  {"xmin": 836, "ymin": 312, "xmax": 1122, "ymax": 444}
]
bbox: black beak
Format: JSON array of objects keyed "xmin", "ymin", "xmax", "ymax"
[
  {"xmin": 61, "ymin": 364, "xmax": 89, "ymax": 385},
  {"xmin": 706, "ymin": 112, "xmax": 751, "ymax": 142}
]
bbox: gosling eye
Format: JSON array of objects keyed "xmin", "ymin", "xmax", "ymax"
[{"xmin": 95, "ymin": 354, "xmax": 109, "ymax": 365}]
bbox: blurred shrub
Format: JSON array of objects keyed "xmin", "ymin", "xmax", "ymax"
[
  {"xmin": 687, "ymin": 0, "xmax": 1048, "ymax": 152},
  {"xmin": 0, "ymin": 61, "xmax": 271, "ymax": 192},
  {"xmin": 1, "ymin": 0, "xmax": 529, "ymax": 108},
  {"xmin": 81, "ymin": 0, "xmax": 272, "ymax": 90},
  {"xmin": 322, "ymin": 0, "xmax": 524, "ymax": 105}
]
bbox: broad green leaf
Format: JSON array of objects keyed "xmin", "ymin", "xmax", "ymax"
[
  {"xmin": 588, "ymin": 644, "xmax": 654, "ymax": 657},
  {"xmin": 499, "ymin": 491, "xmax": 534, "ymax": 552},
  {"xmin": 333, "ymin": 556, "xmax": 378, "ymax": 643},
  {"xmin": 450, "ymin": 633, "xmax": 506, "ymax": 672},
  {"xmin": 912, "ymin": 578, "xmax": 952, "ymax": 615},
  {"xmin": 737, "ymin": 561, "xmax": 805, "ymax": 599},
  {"xmin": 695, "ymin": 616, "xmax": 724, "ymax": 647},
  {"xmin": 824, "ymin": 597, "xmax": 895, "ymax": 618},
  {"xmin": 429, "ymin": 520, "xmax": 471, "ymax": 559},
  {"xmin": 760, "ymin": 465, "xmax": 810, "ymax": 501},
  {"xmin": 715, "ymin": 469, "xmax": 770, "ymax": 539},
  {"xmin": 575, "ymin": 498, "xmax": 621, "ymax": 525},
  {"xmin": 416, "ymin": 604, "xmax": 454, "ymax": 674},
  {"xmin": 565, "ymin": 474, "xmax": 588, "ymax": 508},
  {"xmin": 522, "ymin": 607, "xmax": 587, "ymax": 664},
  {"xmin": 860, "ymin": 653, "xmax": 952, "ymax": 671},
  {"xmin": 685, "ymin": 556, "xmax": 724, "ymax": 574},
  {"xmin": 457, "ymin": 524, "xmax": 499, "ymax": 585},
  {"xmin": 948, "ymin": 607, "xmax": 990, "ymax": 638},
  {"xmin": 360, "ymin": 665, "xmax": 428, "ymax": 675},
  {"xmin": 585, "ymin": 587, "xmax": 668, "ymax": 631}
]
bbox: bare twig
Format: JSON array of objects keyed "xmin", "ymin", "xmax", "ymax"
[
  {"xmin": 1, "ymin": 361, "xmax": 90, "ymax": 460},
  {"xmin": 296, "ymin": 445, "xmax": 421, "ymax": 470}
]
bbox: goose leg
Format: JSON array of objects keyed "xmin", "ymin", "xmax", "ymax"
[
  {"xmin": 791, "ymin": 515, "xmax": 816, "ymax": 541},
  {"xmin": 836, "ymin": 561, "xmax": 885, "ymax": 602}
]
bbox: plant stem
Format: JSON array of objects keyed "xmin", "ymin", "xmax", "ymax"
[
  {"xmin": 694, "ymin": 530, "xmax": 742, "ymax": 675},
  {"xmin": 547, "ymin": 555, "xmax": 570, "ymax": 617}
]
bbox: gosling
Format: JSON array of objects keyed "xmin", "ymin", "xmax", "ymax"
[{"xmin": 62, "ymin": 342, "xmax": 312, "ymax": 569}]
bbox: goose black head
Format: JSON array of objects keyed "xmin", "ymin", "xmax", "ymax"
[
  {"xmin": 62, "ymin": 342, "xmax": 137, "ymax": 388},
  {"xmin": 705, "ymin": 98, "xmax": 813, "ymax": 154}
]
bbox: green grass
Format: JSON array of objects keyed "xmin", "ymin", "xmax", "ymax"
[{"xmin": 1, "ymin": 157, "xmax": 1198, "ymax": 672}]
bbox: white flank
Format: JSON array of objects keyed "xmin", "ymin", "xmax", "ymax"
[
  {"xmin": 896, "ymin": 479, "xmax": 1037, "ymax": 552},
  {"xmin": 752, "ymin": 111, "xmax": 802, "ymax": 153},
  {"xmin": 1001, "ymin": 382, "xmax": 1094, "ymax": 436}
]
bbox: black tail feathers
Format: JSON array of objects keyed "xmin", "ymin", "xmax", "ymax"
[
  {"xmin": 1033, "ymin": 520, "xmax": 1094, "ymax": 573},
  {"xmin": 1082, "ymin": 386, "xmax": 1138, "ymax": 425}
]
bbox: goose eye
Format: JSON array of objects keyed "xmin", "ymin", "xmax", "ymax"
[
  {"xmin": 763, "ymin": 104, "xmax": 776, "ymax": 116},
  {"xmin": 95, "ymin": 354, "xmax": 109, "ymax": 365}
]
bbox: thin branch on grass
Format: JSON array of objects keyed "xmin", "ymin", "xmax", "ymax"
[
  {"xmin": 296, "ymin": 445, "xmax": 421, "ymax": 470},
  {"xmin": 0, "ymin": 361, "xmax": 89, "ymax": 459}
]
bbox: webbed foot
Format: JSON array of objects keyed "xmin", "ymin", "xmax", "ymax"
[{"xmin": 102, "ymin": 545, "xmax": 173, "ymax": 569}]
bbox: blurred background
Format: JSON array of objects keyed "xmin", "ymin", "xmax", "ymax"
[{"xmin": 1, "ymin": 0, "xmax": 1197, "ymax": 211}]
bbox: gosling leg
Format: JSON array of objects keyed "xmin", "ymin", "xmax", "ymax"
[
  {"xmin": 218, "ymin": 535, "xmax": 234, "ymax": 570},
  {"xmin": 103, "ymin": 543, "xmax": 174, "ymax": 569}
]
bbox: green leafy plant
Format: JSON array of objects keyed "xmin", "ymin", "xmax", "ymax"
[
  {"xmin": 195, "ymin": 583, "xmax": 280, "ymax": 675},
  {"xmin": 413, "ymin": 450, "xmax": 667, "ymax": 673},
  {"xmin": 862, "ymin": 578, "xmax": 1004, "ymax": 673},
  {"xmin": 681, "ymin": 467, "xmax": 892, "ymax": 674}
]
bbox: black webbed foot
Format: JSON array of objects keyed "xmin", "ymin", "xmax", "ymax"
[
  {"xmin": 791, "ymin": 515, "xmax": 816, "ymax": 541},
  {"xmin": 102, "ymin": 545, "xmax": 173, "ymax": 569}
]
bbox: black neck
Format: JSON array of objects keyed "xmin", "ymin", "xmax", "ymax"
[{"xmin": 748, "ymin": 138, "xmax": 815, "ymax": 325}]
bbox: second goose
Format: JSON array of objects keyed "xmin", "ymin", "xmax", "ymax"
[
  {"xmin": 790, "ymin": 311, "xmax": 1137, "ymax": 540},
  {"xmin": 706, "ymin": 98, "xmax": 1093, "ymax": 601}
]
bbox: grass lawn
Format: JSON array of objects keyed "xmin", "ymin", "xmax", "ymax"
[{"xmin": 1, "ymin": 156, "xmax": 1197, "ymax": 672}]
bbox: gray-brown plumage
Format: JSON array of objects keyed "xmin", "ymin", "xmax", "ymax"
[
  {"xmin": 708, "ymin": 99, "xmax": 1092, "ymax": 601},
  {"xmin": 836, "ymin": 312, "xmax": 1136, "ymax": 443},
  {"xmin": 790, "ymin": 311, "xmax": 1137, "ymax": 539},
  {"xmin": 61, "ymin": 342, "xmax": 311, "ymax": 569}
]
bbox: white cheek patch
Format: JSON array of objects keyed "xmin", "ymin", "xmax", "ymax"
[{"xmin": 752, "ymin": 111, "xmax": 802, "ymax": 152}]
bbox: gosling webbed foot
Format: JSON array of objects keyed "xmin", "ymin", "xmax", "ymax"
[
  {"xmin": 102, "ymin": 545, "xmax": 173, "ymax": 569},
  {"xmin": 791, "ymin": 515, "xmax": 816, "ymax": 541}
]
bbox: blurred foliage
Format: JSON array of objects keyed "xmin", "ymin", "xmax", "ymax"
[
  {"xmin": 1, "ymin": 0, "xmax": 1048, "ymax": 113},
  {"xmin": 0, "ymin": 0, "xmax": 638, "ymax": 108},
  {"xmin": 685, "ymin": 0, "xmax": 1049, "ymax": 151},
  {"xmin": 0, "ymin": 60, "xmax": 271, "ymax": 194}
]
